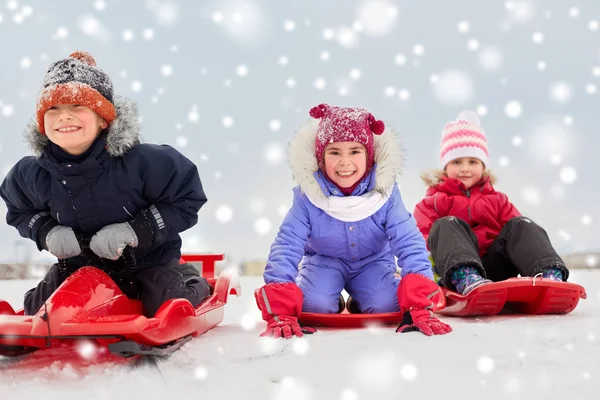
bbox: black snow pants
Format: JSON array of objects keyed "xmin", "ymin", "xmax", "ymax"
[
  {"xmin": 23, "ymin": 258, "xmax": 211, "ymax": 317},
  {"xmin": 428, "ymin": 216, "xmax": 569, "ymax": 290}
]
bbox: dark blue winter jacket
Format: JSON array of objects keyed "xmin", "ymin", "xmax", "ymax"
[{"xmin": 0, "ymin": 97, "xmax": 207, "ymax": 270}]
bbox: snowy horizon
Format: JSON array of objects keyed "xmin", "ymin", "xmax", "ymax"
[{"xmin": 1, "ymin": 0, "xmax": 599, "ymax": 265}]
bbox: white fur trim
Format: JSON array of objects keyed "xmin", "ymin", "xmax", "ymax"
[{"xmin": 288, "ymin": 118, "xmax": 404, "ymax": 202}]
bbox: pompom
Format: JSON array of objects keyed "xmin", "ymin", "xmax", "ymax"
[
  {"xmin": 456, "ymin": 110, "xmax": 480, "ymax": 127},
  {"xmin": 370, "ymin": 119, "xmax": 385, "ymax": 135},
  {"xmin": 69, "ymin": 50, "xmax": 97, "ymax": 66},
  {"xmin": 309, "ymin": 103, "xmax": 328, "ymax": 119}
]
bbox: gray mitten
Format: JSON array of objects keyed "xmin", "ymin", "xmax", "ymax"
[
  {"xmin": 89, "ymin": 222, "xmax": 138, "ymax": 260},
  {"xmin": 45, "ymin": 225, "xmax": 82, "ymax": 259}
]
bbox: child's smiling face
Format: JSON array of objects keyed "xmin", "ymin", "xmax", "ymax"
[
  {"xmin": 445, "ymin": 157, "xmax": 484, "ymax": 189},
  {"xmin": 44, "ymin": 104, "xmax": 108, "ymax": 155},
  {"xmin": 323, "ymin": 142, "xmax": 367, "ymax": 188}
]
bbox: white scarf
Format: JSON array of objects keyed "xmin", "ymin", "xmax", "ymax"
[{"xmin": 305, "ymin": 188, "xmax": 393, "ymax": 222}]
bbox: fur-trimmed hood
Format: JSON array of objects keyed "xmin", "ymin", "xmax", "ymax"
[
  {"xmin": 288, "ymin": 118, "xmax": 404, "ymax": 201},
  {"xmin": 420, "ymin": 169, "xmax": 497, "ymax": 187},
  {"xmin": 25, "ymin": 96, "xmax": 140, "ymax": 158}
]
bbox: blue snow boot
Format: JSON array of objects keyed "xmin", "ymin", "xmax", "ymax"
[
  {"xmin": 541, "ymin": 267, "xmax": 564, "ymax": 282},
  {"xmin": 450, "ymin": 265, "xmax": 492, "ymax": 295}
]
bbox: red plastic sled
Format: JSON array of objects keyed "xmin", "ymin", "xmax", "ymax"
[
  {"xmin": 0, "ymin": 254, "xmax": 240, "ymax": 367},
  {"xmin": 438, "ymin": 277, "xmax": 587, "ymax": 317},
  {"xmin": 298, "ymin": 296, "xmax": 446, "ymax": 328}
]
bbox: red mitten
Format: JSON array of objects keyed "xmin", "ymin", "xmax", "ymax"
[
  {"xmin": 254, "ymin": 282, "xmax": 316, "ymax": 339},
  {"xmin": 396, "ymin": 274, "xmax": 452, "ymax": 336}
]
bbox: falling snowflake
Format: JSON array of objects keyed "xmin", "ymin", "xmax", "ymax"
[
  {"xmin": 537, "ymin": 60, "xmax": 547, "ymax": 71},
  {"xmin": 506, "ymin": 1, "xmax": 535, "ymax": 23},
  {"xmin": 505, "ymin": 101, "xmax": 522, "ymax": 118},
  {"xmin": 131, "ymin": 80, "xmax": 143, "ymax": 92},
  {"xmin": 349, "ymin": 68, "xmax": 362, "ymax": 80},
  {"xmin": 76, "ymin": 340, "xmax": 98, "ymax": 360},
  {"xmin": 356, "ymin": 353, "xmax": 395, "ymax": 388},
  {"xmin": 467, "ymin": 39, "xmax": 480, "ymax": 51},
  {"xmin": 549, "ymin": 81, "xmax": 572, "ymax": 103},
  {"xmin": 1, "ymin": 105, "xmax": 14, "ymax": 117},
  {"xmin": 355, "ymin": 0, "xmax": 398, "ymax": 37},
  {"xmin": 476, "ymin": 356, "xmax": 495, "ymax": 374},
  {"xmin": 143, "ymin": 28, "xmax": 154, "ymax": 40},
  {"xmin": 269, "ymin": 119, "xmax": 282, "ymax": 131},
  {"xmin": 122, "ymin": 29, "xmax": 134, "ymax": 41},
  {"xmin": 271, "ymin": 377, "xmax": 312, "ymax": 400},
  {"xmin": 394, "ymin": 53, "xmax": 407, "ymax": 66},
  {"xmin": 522, "ymin": 187, "xmax": 540, "ymax": 205},
  {"xmin": 432, "ymin": 70, "xmax": 474, "ymax": 105},
  {"xmin": 194, "ymin": 366, "xmax": 208, "ymax": 381},
  {"xmin": 236, "ymin": 65, "xmax": 248, "ymax": 76},
  {"xmin": 215, "ymin": 205, "xmax": 233, "ymax": 223},
  {"xmin": 400, "ymin": 363, "xmax": 418, "ymax": 381},
  {"xmin": 278, "ymin": 56, "xmax": 289, "ymax": 66},
  {"xmin": 175, "ymin": 136, "xmax": 187, "ymax": 147},
  {"xmin": 340, "ymin": 388, "xmax": 359, "ymax": 400},
  {"xmin": 590, "ymin": 20, "xmax": 599, "ymax": 32},
  {"xmin": 239, "ymin": 313, "xmax": 258, "ymax": 331},
  {"xmin": 222, "ymin": 116, "xmax": 234, "ymax": 127},
  {"xmin": 559, "ymin": 166, "xmax": 577, "ymax": 184},
  {"xmin": 398, "ymin": 89, "xmax": 411, "ymax": 101},
  {"xmin": 384, "ymin": 86, "xmax": 396, "ymax": 97},
  {"xmin": 457, "ymin": 21, "xmax": 470, "ymax": 33},
  {"xmin": 478, "ymin": 46, "xmax": 503, "ymax": 70},
  {"xmin": 255, "ymin": 218, "xmax": 272, "ymax": 235},
  {"xmin": 20, "ymin": 57, "xmax": 31, "ymax": 69},
  {"xmin": 314, "ymin": 78, "xmax": 326, "ymax": 90},
  {"xmin": 320, "ymin": 52, "xmax": 330, "ymax": 61},
  {"xmin": 586, "ymin": 83, "xmax": 597, "ymax": 94},
  {"xmin": 188, "ymin": 105, "xmax": 200, "ymax": 122},
  {"xmin": 264, "ymin": 142, "xmax": 285, "ymax": 165},
  {"xmin": 336, "ymin": 26, "xmax": 358, "ymax": 48},
  {"xmin": 284, "ymin": 20, "xmax": 296, "ymax": 31},
  {"xmin": 581, "ymin": 215, "xmax": 592, "ymax": 226},
  {"xmin": 277, "ymin": 205, "xmax": 289, "ymax": 217},
  {"xmin": 291, "ymin": 338, "xmax": 309, "ymax": 355},
  {"xmin": 161, "ymin": 65, "xmax": 173, "ymax": 77},
  {"xmin": 558, "ymin": 230, "xmax": 571, "ymax": 241},
  {"xmin": 94, "ymin": 0, "xmax": 106, "ymax": 11},
  {"xmin": 532, "ymin": 32, "xmax": 544, "ymax": 43},
  {"xmin": 413, "ymin": 44, "xmax": 425, "ymax": 56}
]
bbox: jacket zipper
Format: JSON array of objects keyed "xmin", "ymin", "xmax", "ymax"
[{"xmin": 464, "ymin": 189, "xmax": 472, "ymax": 221}]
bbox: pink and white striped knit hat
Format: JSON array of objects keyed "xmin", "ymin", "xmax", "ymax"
[{"xmin": 439, "ymin": 110, "xmax": 489, "ymax": 169}]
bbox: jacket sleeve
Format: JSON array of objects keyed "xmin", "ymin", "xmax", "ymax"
[
  {"xmin": 385, "ymin": 185, "xmax": 434, "ymax": 279},
  {"xmin": 497, "ymin": 192, "xmax": 521, "ymax": 227},
  {"xmin": 413, "ymin": 194, "xmax": 440, "ymax": 245},
  {"xmin": 263, "ymin": 188, "xmax": 311, "ymax": 284},
  {"xmin": 0, "ymin": 158, "xmax": 58, "ymax": 251},
  {"xmin": 128, "ymin": 145, "xmax": 207, "ymax": 248}
]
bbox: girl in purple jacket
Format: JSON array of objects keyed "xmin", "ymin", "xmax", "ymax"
[{"xmin": 255, "ymin": 104, "xmax": 452, "ymax": 339}]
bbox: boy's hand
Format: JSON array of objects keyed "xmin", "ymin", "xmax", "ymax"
[
  {"xmin": 45, "ymin": 225, "xmax": 82, "ymax": 259},
  {"xmin": 89, "ymin": 222, "xmax": 138, "ymax": 260}
]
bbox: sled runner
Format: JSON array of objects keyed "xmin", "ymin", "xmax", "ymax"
[{"xmin": 438, "ymin": 277, "xmax": 586, "ymax": 317}]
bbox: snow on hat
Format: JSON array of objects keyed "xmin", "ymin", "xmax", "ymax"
[
  {"xmin": 439, "ymin": 110, "xmax": 489, "ymax": 168},
  {"xmin": 310, "ymin": 103, "xmax": 385, "ymax": 168},
  {"xmin": 36, "ymin": 50, "xmax": 116, "ymax": 134}
]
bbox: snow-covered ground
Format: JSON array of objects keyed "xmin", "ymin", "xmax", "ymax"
[{"xmin": 1, "ymin": 272, "xmax": 599, "ymax": 400}]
